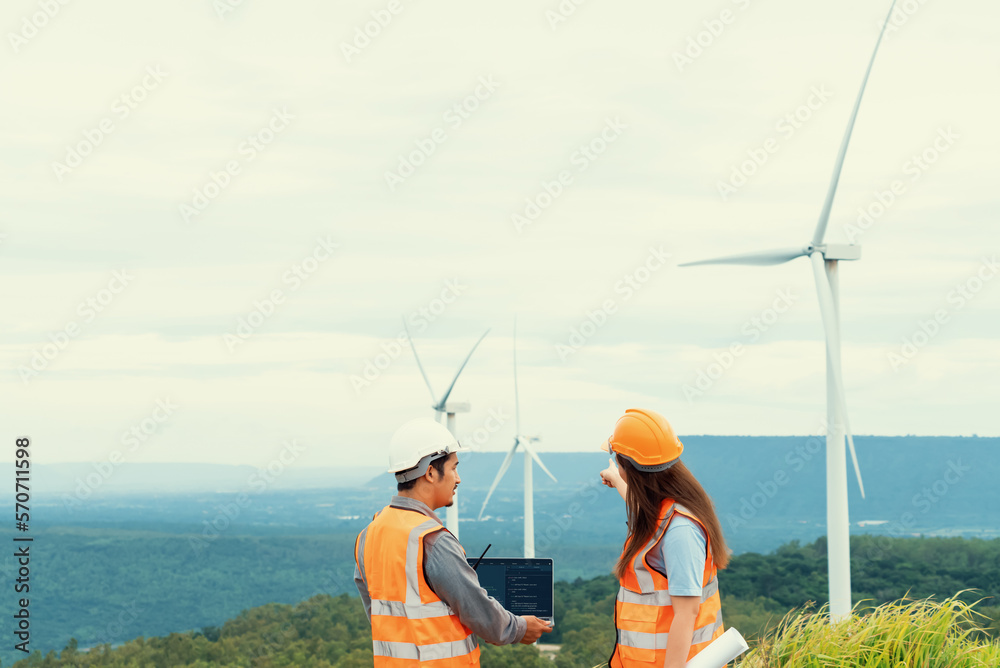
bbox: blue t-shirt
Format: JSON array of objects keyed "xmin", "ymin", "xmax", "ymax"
[{"xmin": 645, "ymin": 513, "xmax": 707, "ymax": 596}]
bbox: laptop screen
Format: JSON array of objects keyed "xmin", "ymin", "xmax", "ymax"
[{"xmin": 468, "ymin": 558, "xmax": 554, "ymax": 619}]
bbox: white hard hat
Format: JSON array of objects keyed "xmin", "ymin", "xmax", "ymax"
[{"xmin": 388, "ymin": 418, "xmax": 467, "ymax": 483}]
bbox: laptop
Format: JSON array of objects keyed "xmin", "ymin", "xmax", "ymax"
[{"xmin": 467, "ymin": 557, "xmax": 554, "ymax": 625}]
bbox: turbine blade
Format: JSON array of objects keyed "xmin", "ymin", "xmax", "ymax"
[
  {"xmin": 812, "ymin": 0, "xmax": 898, "ymax": 246},
  {"xmin": 477, "ymin": 442, "xmax": 519, "ymax": 520},
  {"xmin": 680, "ymin": 247, "xmax": 809, "ymax": 268},
  {"xmin": 513, "ymin": 316, "xmax": 521, "ymax": 437},
  {"xmin": 437, "ymin": 327, "xmax": 491, "ymax": 409},
  {"xmin": 520, "ymin": 439, "xmax": 558, "ymax": 483},
  {"xmin": 403, "ymin": 318, "xmax": 436, "ymax": 403},
  {"xmin": 846, "ymin": 430, "xmax": 865, "ymax": 500},
  {"xmin": 810, "ymin": 253, "xmax": 866, "ymax": 499}
]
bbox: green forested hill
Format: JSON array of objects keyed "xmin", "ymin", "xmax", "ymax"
[
  {"xmin": 12, "ymin": 535, "xmax": 1000, "ymax": 668},
  {"xmin": 0, "ymin": 527, "xmax": 361, "ymax": 667},
  {"xmin": 10, "ymin": 594, "xmax": 552, "ymax": 668}
]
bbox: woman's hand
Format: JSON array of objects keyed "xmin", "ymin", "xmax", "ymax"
[
  {"xmin": 600, "ymin": 457, "xmax": 620, "ymax": 487},
  {"xmin": 600, "ymin": 458, "xmax": 627, "ymax": 499},
  {"xmin": 661, "ymin": 595, "xmax": 699, "ymax": 668}
]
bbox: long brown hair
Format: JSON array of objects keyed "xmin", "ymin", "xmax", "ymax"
[{"xmin": 615, "ymin": 459, "xmax": 729, "ymax": 581}]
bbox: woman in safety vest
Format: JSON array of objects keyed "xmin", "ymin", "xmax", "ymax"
[{"xmin": 599, "ymin": 408, "xmax": 729, "ymax": 667}]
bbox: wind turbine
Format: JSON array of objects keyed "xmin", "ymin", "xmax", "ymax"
[
  {"xmin": 477, "ymin": 318, "xmax": 557, "ymax": 558},
  {"xmin": 681, "ymin": 1, "xmax": 899, "ymax": 621},
  {"xmin": 404, "ymin": 321, "xmax": 490, "ymax": 541}
]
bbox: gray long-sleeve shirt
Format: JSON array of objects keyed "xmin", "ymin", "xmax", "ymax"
[{"xmin": 354, "ymin": 495, "xmax": 526, "ymax": 645}]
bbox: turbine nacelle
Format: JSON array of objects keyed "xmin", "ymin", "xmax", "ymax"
[
  {"xmin": 821, "ymin": 244, "xmax": 862, "ymax": 261},
  {"xmin": 434, "ymin": 401, "xmax": 471, "ymax": 414}
]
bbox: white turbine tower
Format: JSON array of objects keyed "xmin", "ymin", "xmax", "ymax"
[
  {"xmin": 477, "ymin": 318, "xmax": 557, "ymax": 558},
  {"xmin": 404, "ymin": 321, "xmax": 491, "ymax": 541},
  {"xmin": 681, "ymin": 1, "xmax": 899, "ymax": 621}
]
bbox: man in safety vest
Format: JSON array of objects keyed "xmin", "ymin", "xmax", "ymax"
[{"xmin": 355, "ymin": 417, "xmax": 553, "ymax": 665}]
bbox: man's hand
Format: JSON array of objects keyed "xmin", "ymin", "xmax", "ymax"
[{"xmin": 519, "ymin": 616, "xmax": 553, "ymax": 644}]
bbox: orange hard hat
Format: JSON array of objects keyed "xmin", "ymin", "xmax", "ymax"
[{"xmin": 601, "ymin": 408, "xmax": 683, "ymax": 472}]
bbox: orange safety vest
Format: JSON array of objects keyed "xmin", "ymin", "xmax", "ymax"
[
  {"xmin": 610, "ymin": 499, "xmax": 724, "ymax": 666},
  {"xmin": 355, "ymin": 505, "xmax": 480, "ymax": 667}
]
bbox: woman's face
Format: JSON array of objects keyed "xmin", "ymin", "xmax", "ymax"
[{"xmin": 615, "ymin": 452, "xmax": 628, "ymax": 481}]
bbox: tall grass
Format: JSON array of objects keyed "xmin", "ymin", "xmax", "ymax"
[{"xmin": 737, "ymin": 594, "xmax": 1000, "ymax": 668}]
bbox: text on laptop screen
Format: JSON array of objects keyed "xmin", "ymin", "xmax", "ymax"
[{"xmin": 468, "ymin": 558, "xmax": 553, "ymax": 618}]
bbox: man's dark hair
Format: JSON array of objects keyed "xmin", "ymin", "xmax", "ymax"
[{"xmin": 397, "ymin": 455, "xmax": 448, "ymax": 492}]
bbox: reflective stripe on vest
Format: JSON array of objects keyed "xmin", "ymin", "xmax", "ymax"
[
  {"xmin": 373, "ymin": 636, "xmax": 480, "ymax": 661},
  {"xmin": 370, "ymin": 598, "xmax": 454, "ymax": 619},
  {"xmin": 616, "ymin": 607, "xmax": 723, "ymax": 650},
  {"xmin": 358, "ymin": 505, "xmax": 480, "ymax": 666},
  {"xmin": 616, "ymin": 575, "xmax": 720, "ymax": 607},
  {"xmin": 611, "ymin": 501, "xmax": 725, "ymax": 666}
]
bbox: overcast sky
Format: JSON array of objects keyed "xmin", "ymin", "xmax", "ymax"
[{"xmin": 2, "ymin": 0, "xmax": 997, "ymax": 472}]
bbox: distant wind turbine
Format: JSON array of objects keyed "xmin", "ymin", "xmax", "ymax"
[
  {"xmin": 477, "ymin": 318, "xmax": 557, "ymax": 558},
  {"xmin": 681, "ymin": 0, "xmax": 900, "ymax": 621},
  {"xmin": 404, "ymin": 320, "xmax": 490, "ymax": 541}
]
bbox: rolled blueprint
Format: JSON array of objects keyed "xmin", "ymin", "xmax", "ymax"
[{"xmin": 685, "ymin": 627, "xmax": 750, "ymax": 668}]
